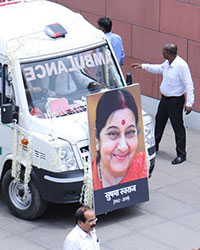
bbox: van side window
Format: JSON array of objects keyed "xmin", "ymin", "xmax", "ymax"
[
  {"xmin": 0, "ymin": 63, "xmax": 2, "ymax": 106},
  {"xmin": 2, "ymin": 65, "xmax": 15, "ymax": 104}
]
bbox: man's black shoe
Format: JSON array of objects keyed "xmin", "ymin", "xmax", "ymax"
[{"xmin": 171, "ymin": 156, "xmax": 186, "ymax": 165}]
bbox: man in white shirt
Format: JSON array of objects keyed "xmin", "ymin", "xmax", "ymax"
[
  {"xmin": 63, "ymin": 206, "xmax": 100, "ymax": 250},
  {"xmin": 131, "ymin": 43, "xmax": 194, "ymax": 165}
]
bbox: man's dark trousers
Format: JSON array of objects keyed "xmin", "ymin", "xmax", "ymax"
[{"xmin": 155, "ymin": 94, "xmax": 186, "ymax": 157}]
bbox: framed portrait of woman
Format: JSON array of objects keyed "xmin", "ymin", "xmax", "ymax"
[{"xmin": 87, "ymin": 84, "xmax": 149, "ymax": 215}]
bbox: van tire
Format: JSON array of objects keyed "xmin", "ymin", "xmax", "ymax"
[{"xmin": 2, "ymin": 169, "xmax": 48, "ymax": 220}]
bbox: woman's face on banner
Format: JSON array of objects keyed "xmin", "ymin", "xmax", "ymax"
[{"xmin": 98, "ymin": 108, "xmax": 138, "ymax": 177}]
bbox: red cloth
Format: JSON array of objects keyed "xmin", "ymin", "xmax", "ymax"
[
  {"xmin": 30, "ymin": 107, "xmax": 42, "ymax": 118},
  {"xmin": 92, "ymin": 152, "xmax": 147, "ymax": 190}
]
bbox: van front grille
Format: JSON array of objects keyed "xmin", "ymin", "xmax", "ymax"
[{"xmin": 34, "ymin": 150, "xmax": 46, "ymax": 160}]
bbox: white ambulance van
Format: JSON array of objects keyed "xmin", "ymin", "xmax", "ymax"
[{"xmin": 0, "ymin": 0, "xmax": 155, "ymax": 219}]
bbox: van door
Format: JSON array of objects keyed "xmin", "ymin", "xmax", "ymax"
[{"xmin": 0, "ymin": 62, "xmax": 14, "ymax": 168}]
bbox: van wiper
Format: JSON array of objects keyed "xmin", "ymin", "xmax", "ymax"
[{"xmin": 55, "ymin": 105, "xmax": 87, "ymax": 117}]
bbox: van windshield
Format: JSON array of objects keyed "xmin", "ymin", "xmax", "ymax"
[{"xmin": 20, "ymin": 45, "xmax": 124, "ymax": 118}]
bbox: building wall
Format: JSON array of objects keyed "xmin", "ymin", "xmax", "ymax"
[{"xmin": 52, "ymin": 0, "xmax": 200, "ymax": 112}]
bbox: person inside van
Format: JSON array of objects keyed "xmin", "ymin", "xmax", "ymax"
[{"xmin": 22, "ymin": 63, "xmax": 99, "ymax": 117}]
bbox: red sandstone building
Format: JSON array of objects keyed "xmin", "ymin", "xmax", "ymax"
[{"xmin": 51, "ymin": 0, "xmax": 200, "ymax": 112}]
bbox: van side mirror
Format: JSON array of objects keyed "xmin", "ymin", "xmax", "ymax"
[
  {"xmin": 1, "ymin": 103, "xmax": 19, "ymax": 124},
  {"xmin": 126, "ymin": 72, "xmax": 133, "ymax": 85}
]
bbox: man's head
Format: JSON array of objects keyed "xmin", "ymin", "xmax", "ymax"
[
  {"xmin": 162, "ymin": 43, "xmax": 178, "ymax": 61},
  {"xmin": 97, "ymin": 17, "xmax": 112, "ymax": 33},
  {"xmin": 75, "ymin": 206, "xmax": 97, "ymax": 234}
]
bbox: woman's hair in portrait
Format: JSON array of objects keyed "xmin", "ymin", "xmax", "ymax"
[{"xmin": 95, "ymin": 88, "xmax": 139, "ymax": 162}]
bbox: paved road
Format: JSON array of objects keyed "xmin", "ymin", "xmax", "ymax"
[{"xmin": 0, "ymin": 122, "xmax": 200, "ymax": 250}]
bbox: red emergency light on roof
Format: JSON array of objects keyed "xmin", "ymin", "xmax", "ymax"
[
  {"xmin": 0, "ymin": 0, "xmax": 21, "ymax": 7},
  {"xmin": 45, "ymin": 23, "xmax": 68, "ymax": 38}
]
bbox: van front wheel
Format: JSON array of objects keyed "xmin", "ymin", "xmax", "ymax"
[{"xmin": 2, "ymin": 169, "xmax": 48, "ymax": 220}]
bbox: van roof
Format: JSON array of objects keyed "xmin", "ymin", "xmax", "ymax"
[{"xmin": 0, "ymin": 0, "xmax": 106, "ymax": 59}]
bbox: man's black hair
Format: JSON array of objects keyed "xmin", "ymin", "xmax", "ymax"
[
  {"xmin": 75, "ymin": 206, "xmax": 91, "ymax": 224},
  {"xmin": 165, "ymin": 43, "xmax": 178, "ymax": 56},
  {"xmin": 97, "ymin": 17, "xmax": 112, "ymax": 33}
]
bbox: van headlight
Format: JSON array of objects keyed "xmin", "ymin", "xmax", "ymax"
[
  {"xmin": 143, "ymin": 120, "xmax": 155, "ymax": 149},
  {"xmin": 55, "ymin": 140, "xmax": 78, "ymax": 171}
]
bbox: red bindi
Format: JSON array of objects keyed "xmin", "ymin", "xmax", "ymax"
[{"xmin": 121, "ymin": 119, "xmax": 126, "ymax": 125}]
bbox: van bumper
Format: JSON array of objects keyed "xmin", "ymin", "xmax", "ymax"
[{"xmin": 32, "ymin": 168, "xmax": 84, "ymax": 203}]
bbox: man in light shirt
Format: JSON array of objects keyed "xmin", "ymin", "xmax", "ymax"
[
  {"xmin": 98, "ymin": 17, "xmax": 125, "ymax": 66},
  {"xmin": 63, "ymin": 206, "xmax": 100, "ymax": 250},
  {"xmin": 131, "ymin": 43, "xmax": 194, "ymax": 165}
]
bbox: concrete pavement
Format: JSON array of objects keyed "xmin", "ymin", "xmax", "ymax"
[{"xmin": 0, "ymin": 96, "xmax": 200, "ymax": 250}]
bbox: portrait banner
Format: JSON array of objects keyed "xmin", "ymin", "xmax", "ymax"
[{"xmin": 87, "ymin": 84, "xmax": 149, "ymax": 215}]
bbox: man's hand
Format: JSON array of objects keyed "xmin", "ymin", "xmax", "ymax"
[
  {"xmin": 184, "ymin": 106, "xmax": 192, "ymax": 115},
  {"xmin": 87, "ymin": 82, "xmax": 106, "ymax": 91},
  {"xmin": 131, "ymin": 63, "xmax": 142, "ymax": 69},
  {"xmin": 26, "ymin": 87, "xmax": 41, "ymax": 93}
]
